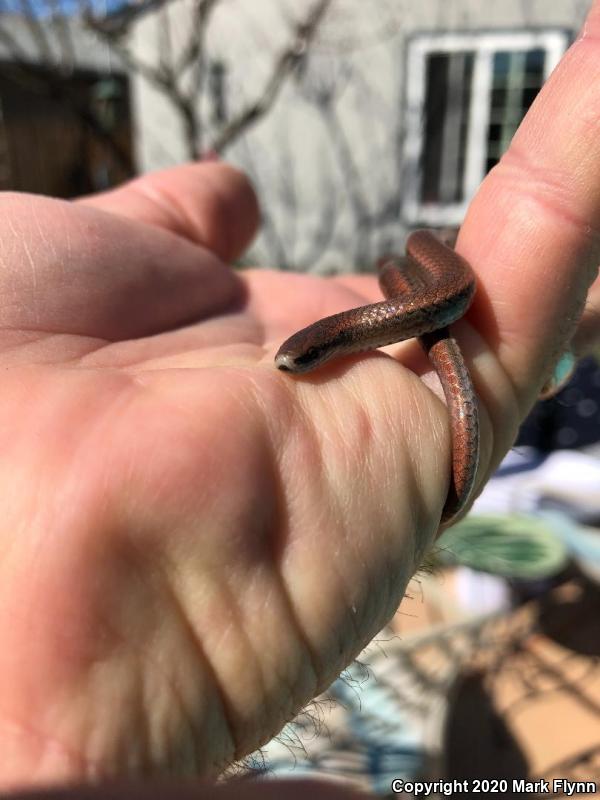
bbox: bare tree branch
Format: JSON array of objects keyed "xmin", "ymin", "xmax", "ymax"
[
  {"xmin": 87, "ymin": 0, "xmax": 332, "ymax": 160},
  {"xmin": 211, "ymin": 0, "xmax": 333, "ymax": 153},
  {"xmin": 47, "ymin": 0, "xmax": 77, "ymax": 69},
  {"xmin": 18, "ymin": 0, "xmax": 53, "ymax": 63},
  {"xmin": 85, "ymin": 0, "xmax": 171, "ymax": 38},
  {"xmin": 85, "ymin": 11, "xmax": 169, "ymax": 88},
  {"xmin": 0, "ymin": 21, "xmax": 29, "ymax": 63},
  {"xmin": 86, "ymin": 4, "xmax": 203, "ymax": 155},
  {"xmin": 182, "ymin": 0, "xmax": 221, "ymax": 151},
  {"xmin": 175, "ymin": 0, "xmax": 219, "ymax": 76},
  {"xmin": 157, "ymin": 2, "xmax": 174, "ymax": 77}
]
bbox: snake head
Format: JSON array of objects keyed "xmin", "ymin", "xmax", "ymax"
[{"xmin": 274, "ymin": 322, "xmax": 336, "ymax": 373}]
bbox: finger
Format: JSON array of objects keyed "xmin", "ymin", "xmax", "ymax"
[
  {"xmin": 459, "ymin": 0, "xmax": 600, "ymax": 422},
  {"xmin": 78, "ymin": 162, "xmax": 260, "ymax": 264},
  {"xmin": 0, "ymin": 193, "xmax": 243, "ymax": 342},
  {"xmin": 572, "ymin": 272, "xmax": 600, "ymax": 356}
]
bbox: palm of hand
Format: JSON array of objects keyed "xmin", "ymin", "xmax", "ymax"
[{"xmin": 0, "ymin": 170, "xmax": 449, "ymax": 785}]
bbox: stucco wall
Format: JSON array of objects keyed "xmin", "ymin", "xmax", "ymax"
[{"xmin": 130, "ymin": 0, "xmax": 592, "ymax": 271}]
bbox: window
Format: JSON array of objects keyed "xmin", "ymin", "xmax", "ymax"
[
  {"xmin": 402, "ymin": 31, "xmax": 569, "ymax": 226},
  {"xmin": 0, "ymin": 63, "xmax": 132, "ymax": 197}
]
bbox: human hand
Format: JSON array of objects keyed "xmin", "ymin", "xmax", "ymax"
[
  {"xmin": 1, "ymin": 158, "xmax": 431, "ymax": 788},
  {"xmin": 1, "ymin": 2, "xmax": 600, "ymax": 793}
]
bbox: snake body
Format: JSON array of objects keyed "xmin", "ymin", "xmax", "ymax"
[{"xmin": 275, "ymin": 229, "xmax": 479, "ymax": 523}]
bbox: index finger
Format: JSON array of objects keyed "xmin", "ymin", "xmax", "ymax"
[
  {"xmin": 459, "ymin": 1, "xmax": 600, "ymax": 425},
  {"xmin": 79, "ymin": 162, "xmax": 260, "ymax": 264}
]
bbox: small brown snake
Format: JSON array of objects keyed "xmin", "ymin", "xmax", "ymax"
[{"xmin": 274, "ymin": 229, "xmax": 479, "ymax": 524}]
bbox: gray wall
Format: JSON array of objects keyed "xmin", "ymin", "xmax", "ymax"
[{"xmin": 130, "ymin": 0, "xmax": 591, "ymax": 271}]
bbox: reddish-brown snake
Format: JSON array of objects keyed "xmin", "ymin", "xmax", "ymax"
[{"xmin": 274, "ymin": 229, "xmax": 479, "ymax": 524}]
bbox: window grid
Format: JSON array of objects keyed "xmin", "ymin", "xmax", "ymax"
[{"xmin": 402, "ymin": 31, "xmax": 569, "ymax": 226}]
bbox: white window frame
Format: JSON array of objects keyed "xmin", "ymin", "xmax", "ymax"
[{"xmin": 402, "ymin": 30, "xmax": 569, "ymax": 226}]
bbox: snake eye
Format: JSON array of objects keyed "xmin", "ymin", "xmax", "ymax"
[{"xmin": 295, "ymin": 346, "xmax": 321, "ymax": 367}]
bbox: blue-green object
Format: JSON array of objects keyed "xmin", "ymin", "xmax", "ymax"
[
  {"xmin": 437, "ymin": 514, "xmax": 569, "ymax": 579},
  {"xmin": 540, "ymin": 351, "xmax": 577, "ymax": 398}
]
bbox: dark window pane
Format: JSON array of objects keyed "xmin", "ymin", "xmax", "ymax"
[
  {"xmin": 525, "ymin": 48, "xmax": 546, "ymax": 74},
  {"xmin": 522, "ymin": 87, "xmax": 538, "ymax": 107},
  {"xmin": 486, "ymin": 48, "xmax": 546, "ymax": 172},
  {"xmin": 491, "ymin": 86, "xmax": 507, "ymax": 109},
  {"xmin": 421, "ymin": 50, "xmax": 473, "ymax": 204},
  {"xmin": 0, "ymin": 64, "xmax": 132, "ymax": 196},
  {"xmin": 494, "ymin": 51, "xmax": 511, "ymax": 76},
  {"xmin": 488, "ymin": 122, "xmax": 502, "ymax": 142},
  {"xmin": 421, "ymin": 52, "xmax": 447, "ymax": 203}
]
